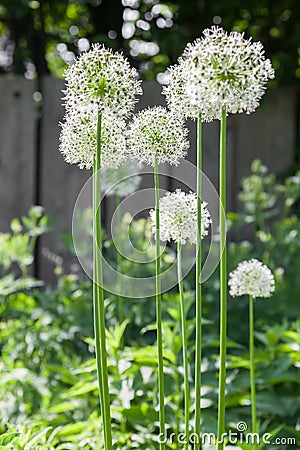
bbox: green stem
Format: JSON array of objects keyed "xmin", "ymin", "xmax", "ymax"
[
  {"xmin": 217, "ymin": 108, "xmax": 227, "ymax": 450},
  {"xmin": 175, "ymin": 371, "xmax": 181, "ymax": 449},
  {"xmin": 28, "ymin": 235, "xmax": 37, "ymax": 257},
  {"xmin": 154, "ymin": 153, "xmax": 165, "ymax": 448},
  {"xmin": 116, "ymin": 193, "xmax": 124, "ymax": 347},
  {"xmin": 93, "ymin": 111, "xmax": 113, "ymax": 450},
  {"xmin": 177, "ymin": 243, "xmax": 190, "ymax": 449},
  {"xmin": 194, "ymin": 114, "xmax": 202, "ymax": 449},
  {"xmin": 249, "ymin": 295, "xmax": 258, "ymax": 449}
]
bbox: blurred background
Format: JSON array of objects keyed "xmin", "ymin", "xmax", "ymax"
[
  {"xmin": 0, "ymin": 0, "xmax": 299, "ymax": 280},
  {"xmin": 0, "ymin": 3, "xmax": 300, "ymax": 446}
]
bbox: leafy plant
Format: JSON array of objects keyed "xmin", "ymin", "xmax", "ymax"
[
  {"xmin": 0, "ymin": 206, "xmax": 53, "ymax": 295},
  {"xmin": 1, "ymin": 162, "xmax": 300, "ymax": 447}
]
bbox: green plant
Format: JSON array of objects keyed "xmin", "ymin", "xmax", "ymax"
[
  {"xmin": 1, "ymin": 160, "xmax": 300, "ymax": 448},
  {"xmin": 0, "ymin": 206, "xmax": 53, "ymax": 295}
]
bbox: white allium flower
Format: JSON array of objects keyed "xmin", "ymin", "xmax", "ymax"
[
  {"xmin": 149, "ymin": 189, "xmax": 211, "ymax": 245},
  {"xmin": 100, "ymin": 160, "xmax": 142, "ymax": 197},
  {"xmin": 162, "ymin": 60, "xmax": 206, "ymax": 121},
  {"xmin": 64, "ymin": 44, "xmax": 142, "ymax": 118},
  {"xmin": 59, "ymin": 108, "xmax": 127, "ymax": 169},
  {"xmin": 228, "ymin": 259, "xmax": 275, "ymax": 298},
  {"xmin": 167, "ymin": 26, "xmax": 274, "ymax": 120},
  {"xmin": 127, "ymin": 107, "xmax": 189, "ymax": 166}
]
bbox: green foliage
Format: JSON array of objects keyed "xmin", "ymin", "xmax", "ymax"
[
  {"xmin": 0, "ymin": 163, "xmax": 300, "ymax": 447},
  {"xmin": 0, "ymin": 206, "xmax": 53, "ymax": 295},
  {"xmin": 228, "ymin": 159, "xmax": 300, "ymax": 318},
  {"xmin": 0, "ymin": 1, "xmax": 299, "ymax": 84}
]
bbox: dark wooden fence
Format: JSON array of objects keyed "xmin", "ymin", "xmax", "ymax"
[{"xmin": 0, "ymin": 75, "xmax": 297, "ymax": 280}]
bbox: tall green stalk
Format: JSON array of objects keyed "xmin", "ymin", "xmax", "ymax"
[
  {"xmin": 93, "ymin": 111, "xmax": 113, "ymax": 450},
  {"xmin": 116, "ymin": 193, "xmax": 124, "ymax": 346},
  {"xmin": 154, "ymin": 153, "xmax": 165, "ymax": 448},
  {"xmin": 175, "ymin": 372, "xmax": 181, "ymax": 450},
  {"xmin": 217, "ymin": 108, "xmax": 227, "ymax": 450},
  {"xmin": 194, "ymin": 114, "xmax": 202, "ymax": 448},
  {"xmin": 249, "ymin": 295, "xmax": 258, "ymax": 449},
  {"xmin": 177, "ymin": 243, "xmax": 190, "ymax": 449}
]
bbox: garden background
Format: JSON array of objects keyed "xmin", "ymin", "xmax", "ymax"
[{"xmin": 0, "ymin": 1, "xmax": 299, "ymax": 448}]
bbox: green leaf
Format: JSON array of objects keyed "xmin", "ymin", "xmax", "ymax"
[
  {"xmin": 56, "ymin": 422, "xmax": 86, "ymax": 437},
  {"xmin": 0, "ymin": 275, "xmax": 43, "ymax": 296},
  {"xmin": 62, "ymin": 381, "xmax": 98, "ymax": 398},
  {"xmin": 24, "ymin": 427, "xmax": 53, "ymax": 449},
  {"xmin": 0, "ymin": 433, "xmax": 19, "ymax": 445},
  {"xmin": 48, "ymin": 401, "xmax": 80, "ymax": 414}
]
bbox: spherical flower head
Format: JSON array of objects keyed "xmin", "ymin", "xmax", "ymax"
[
  {"xmin": 100, "ymin": 160, "xmax": 142, "ymax": 197},
  {"xmin": 59, "ymin": 108, "xmax": 127, "ymax": 169},
  {"xmin": 163, "ymin": 59, "xmax": 209, "ymax": 121},
  {"xmin": 127, "ymin": 106, "xmax": 189, "ymax": 166},
  {"xmin": 228, "ymin": 258, "xmax": 275, "ymax": 298},
  {"xmin": 64, "ymin": 44, "xmax": 142, "ymax": 118},
  {"xmin": 183, "ymin": 26, "xmax": 275, "ymax": 118},
  {"xmin": 149, "ymin": 189, "xmax": 212, "ymax": 245}
]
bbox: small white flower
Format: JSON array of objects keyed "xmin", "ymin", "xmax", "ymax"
[
  {"xmin": 64, "ymin": 44, "xmax": 142, "ymax": 118},
  {"xmin": 59, "ymin": 108, "xmax": 127, "ymax": 169},
  {"xmin": 163, "ymin": 59, "xmax": 207, "ymax": 120},
  {"xmin": 127, "ymin": 106, "xmax": 189, "ymax": 166},
  {"xmin": 149, "ymin": 189, "xmax": 211, "ymax": 245},
  {"xmin": 229, "ymin": 258, "xmax": 275, "ymax": 298},
  {"xmin": 100, "ymin": 161, "xmax": 142, "ymax": 197},
  {"xmin": 165, "ymin": 26, "xmax": 275, "ymax": 120}
]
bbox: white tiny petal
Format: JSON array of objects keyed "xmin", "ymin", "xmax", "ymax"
[
  {"xmin": 127, "ymin": 106, "xmax": 189, "ymax": 166},
  {"xmin": 59, "ymin": 108, "xmax": 127, "ymax": 169},
  {"xmin": 164, "ymin": 26, "xmax": 275, "ymax": 120},
  {"xmin": 149, "ymin": 189, "xmax": 212, "ymax": 245},
  {"xmin": 228, "ymin": 258, "xmax": 275, "ymax": 298},
  {"xmin": 63, "ymin": 43, "xmax": 142, "ymax": 119}
]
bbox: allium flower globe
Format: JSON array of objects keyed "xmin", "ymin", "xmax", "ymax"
[
  {"xmin": 150, "ymin": 189, "xmax": 211, "ymax": 245},
  {"xmin": 229, "ymin": 259, "xmax": 275, "ymax": 298},
  {"xmin": 59, "ymin": 109, "xmax": 127, "ymax": 169},
  {"xmin": 100, "ymin": 161, "xmax": 142, "ymax": 197},
  {"xmin": 64, "ymin": 44, "xmax": 142, "ymax": 118},
  {"xmin": 180, "ymin": 26, "xmax": 275, "ymax": 118},
  {"xmin": 127, "ymin": 107, "xmax": 189, "ymax": 166},
  {"xmin": 163, "ymin": 60, "xmax": 209, "ymax": 121}
]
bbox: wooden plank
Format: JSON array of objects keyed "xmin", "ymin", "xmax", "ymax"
[
  {"xmin": 12, "ymin": 77, "xmax": 294, "ymax": 282},
  {"xmin": 0, "ymin": 76, "xmax": 296, "ymax": 282},
  {"xmin": 230, "ymin": 87, "xmax": 296, "ymax": 211},
  {"xmin": 38, "ymin": 76, "xmax": 90, "ymax": 281},
  {"xmin": 0, "ymin": 76, "xmax": 36, "ymax": 231}
]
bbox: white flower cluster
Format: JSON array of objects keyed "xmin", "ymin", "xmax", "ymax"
[
  {"xmin": 64, "ymin": 44, "xmax": 142, "ymax": 118},
  {"xmin": 127, "ymin": 107, "xmax": 189, "ymax": 166},
  {"xmin": 100, "ymin": 161, "xmax": 142, "ymax": 197},
  {"xmin": 163, "ymin": 59, "xmax": 203, "ymax": 120},
  {"xmin": 164, "ymin": 26, "xmax": 274, "ymax": 120},
  {"xmin": 228, "ymin": 258, "xmax": 275, "ymax": 298},
  {"xmin": 59, "ymin": 109, "xmax": 127, "ymax": 169},
  {"xmin": 59, "ymin": 45, "xmax": 142, "ymax": 169},
  {"xmin": 150, "ymin": 189, "xmax": 211, "ymax": 245}
]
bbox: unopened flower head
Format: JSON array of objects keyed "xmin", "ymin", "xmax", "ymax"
[
  {"xmin": 64, "ymin": 44, "xmax": 142, "ymax": 118},
  {"xmin": 100, "ymin": 160, "xmax": 142, "ymax": 197},
  {"xmin": 229, "ymin": 258, "xmax": 275, "ymax": 298},
  {"xmin": 182, "ymin": 26, "xmax": 275, "ymax": 118},
  {"xmin": 149, "ymin": 189, "xmax": 211, "ymax": 245},
  {"xmin": 59, "ymin": 108, "xmax": 127, "ymax": 169},
  {"xmin": 127, "ymin": 107, "xmax": 189, "ymax": 166}
]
